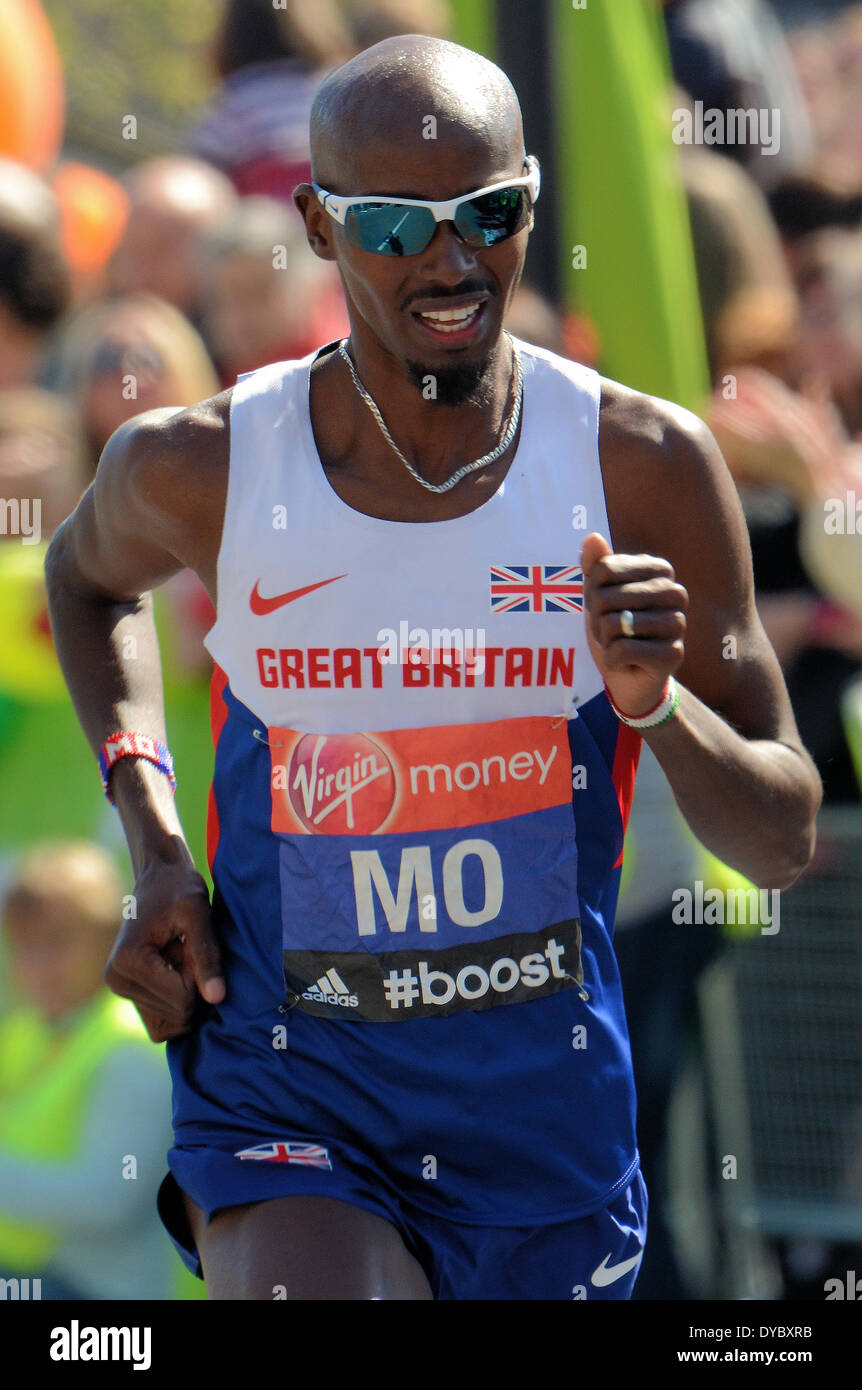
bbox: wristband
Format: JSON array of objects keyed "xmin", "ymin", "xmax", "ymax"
[
  {"xmin": 605, "ymin": 676, "xmax": 679, "ymax": 730},
  {"xmin": 98, "ymin": 731, "xmax": 177, "ymax": 804}
]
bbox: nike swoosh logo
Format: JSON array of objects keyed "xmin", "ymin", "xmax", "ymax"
[
  {"xmin": 249, "ymin": 574, "xmax": 347, "ymax": 615},
  {"xmin": 590, "ymin": 1251, "xmax": 643, "ymax": 1287}
]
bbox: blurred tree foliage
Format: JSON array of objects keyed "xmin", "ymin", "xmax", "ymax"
[{"xmin": 42, "ymin": 0, "xmax": 218, "ymax": 167}]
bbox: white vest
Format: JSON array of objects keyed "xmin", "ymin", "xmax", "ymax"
[{"xmin": 205, "ymin": 335, "xmax": 612, "ymax": 732}]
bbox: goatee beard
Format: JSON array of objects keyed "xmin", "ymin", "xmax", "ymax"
[{"xmin": 405, "ymin": 354, "xmax": 497, "ymax": 408}]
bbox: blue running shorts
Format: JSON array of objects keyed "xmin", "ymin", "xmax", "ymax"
[{"xmin": 158, "ymin": 1140, "xmax": 647, "ymax": 1300}]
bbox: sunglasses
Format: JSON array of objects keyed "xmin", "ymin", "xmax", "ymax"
[
  {"xmin": 90, "ymin": 340, "xmax": 165, "ymax": 379},
  {"xmin": 313, "ymin": 155, "xmax": 541, "ymax": 257}
]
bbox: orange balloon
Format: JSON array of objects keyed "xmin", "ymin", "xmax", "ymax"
[
  {"xmin": 53, "ymin": 162, "xmax": 129, "ymax": 277},
  {"xmin": 0, "ymin": 0, "xmax": 64, "ymax": 170}
]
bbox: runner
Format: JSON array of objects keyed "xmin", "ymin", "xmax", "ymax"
[{"xmin": 45, "ymin": 35, "xmax": 821, "ymax": 1300}]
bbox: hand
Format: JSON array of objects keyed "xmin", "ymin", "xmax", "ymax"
[
  {"xmin": 104, "ymin": 860, "xmax": 226, "ymax": 1042},
  {"xmin": 581, "ymin": 533, "xmax": 688, "ymax": 718},
  {"xmin": 708, "ymin": 367, "xmax": 850, "ymax": 503}
]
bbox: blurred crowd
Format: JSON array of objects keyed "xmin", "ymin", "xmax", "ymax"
[{"xmin": 1, "ymin": 0, "xmax": 861, "ymax": 1302}]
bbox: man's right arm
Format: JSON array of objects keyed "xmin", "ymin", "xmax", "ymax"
[{"xmin": 45, "ymin": 402, "xmax": 229, "ymax": 1041}]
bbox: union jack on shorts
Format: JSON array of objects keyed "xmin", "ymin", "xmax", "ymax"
[
  {"xmin": 234, "ymin": 1141, "xmax": 332, "ymax": 1170},
  {"xmin": 490, "ymin": 564, "xmax": 585, "ymax": 614}
]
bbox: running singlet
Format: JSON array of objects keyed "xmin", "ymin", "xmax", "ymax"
[{"xmin": 194, "ymin": 336, "xmax": 642, "ymax": 1222}]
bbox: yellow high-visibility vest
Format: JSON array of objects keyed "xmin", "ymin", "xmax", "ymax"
[
  {"xmin": 0, "ymin": 989, "xmax": 206, "ymax": 1298},
  {"xmin": 0, "ymin": 989, "xmax": 150, "ymax": 1267}
]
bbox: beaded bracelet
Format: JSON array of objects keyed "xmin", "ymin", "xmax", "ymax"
[
  {"xmin": 605, "ymin": 676, "xmax": 680, "ymax": 730},
  {"xmin": 98, "ymin": 731, "xmax": 177, "ymax": 804}
]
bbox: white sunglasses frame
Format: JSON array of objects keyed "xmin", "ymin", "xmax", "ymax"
[{"xmin": 313, "ymin": 154, "xmax": 541, "ymax": 229}]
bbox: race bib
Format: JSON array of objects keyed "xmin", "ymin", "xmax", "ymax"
[{"xmin": 269, "ymin": 715, "xmax": 583, "ymax": 1020}]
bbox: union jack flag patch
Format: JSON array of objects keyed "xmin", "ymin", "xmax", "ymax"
[
  {"xmin": 234, "ymin": 1141, "xmax": 332, "ymax": 1170},
  {"xmin": 490, "ymin": 564, "xmax": 584, "ymax": 614}
]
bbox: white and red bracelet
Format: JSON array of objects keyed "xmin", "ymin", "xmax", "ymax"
[{"xmin": 605, "ymin": 676, "xmax": 680, "ymax": 730}]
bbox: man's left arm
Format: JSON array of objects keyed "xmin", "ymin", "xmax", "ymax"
[{"xmin": 588, "ymin": 386, "xmax": 822, "ymax": 891}]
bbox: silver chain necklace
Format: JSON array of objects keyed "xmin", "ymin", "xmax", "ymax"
[{"xmin": 337, "ymin": 333, "xmax": 523, "ymax": 494}]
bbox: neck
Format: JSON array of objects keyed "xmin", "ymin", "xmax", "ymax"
[{"xmin": 342, "ymin": 330, "xmax": 517, "ymax": 487}]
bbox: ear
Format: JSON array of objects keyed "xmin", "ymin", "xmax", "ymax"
[{"xmin": 293, "ymin": 183, "xmax": 338, "ymax": 263}]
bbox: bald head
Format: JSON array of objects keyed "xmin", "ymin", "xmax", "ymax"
[
  {"xmin": 310, "ymin": 35, "xmax": 525, "ymax": 193},
  {"xmin": 124, "ymin": 157, "xmax": 236, "ymax": 221},
  {"xmin": 112, "ymin": 157, "xmax": 237, "ymax": 312}
]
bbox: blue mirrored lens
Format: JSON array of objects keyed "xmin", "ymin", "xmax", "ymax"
[
  {"xmin": 454, "ymin": 188, "xmax": 531, "ymax": 247},
  {"xmin": 342, "ymin": 187, "xmax": 531, "ymax": 256},
  {"xmin": 345, "ymin": 204, "xmax": 436, "ymax": 256}
]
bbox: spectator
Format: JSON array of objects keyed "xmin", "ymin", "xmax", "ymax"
[
  {"xmin": 0, "ymin": 387, "xmax": 88, "ymax": 540},
  {"xmin": 687, "ymin": 162, "xmax": 862, "ymax": 802},
  {"xmin": 108, "ymin": 157, "xmax": 236, "ymax": 328},
  {"xmin": 682, "ymin": 149, "xmax": 800, "ymax": 383},
  {"xmin": 803, "ymin": 5, "xmax": 862, "ymax": 193},
  {"xmin": 346, "ymin": 0, "xmax": 453, "ymax": 49},
  {"xmin": 772, "ymin": 11, "xmax": 862, "ymax": 244},
  {"xmin": 0, "ymin": 160, "xmax": 70, "ymax": 390},
  {"xmin": 51, "ymin": 292, "xmax": 220, "ymax": 466},
  {"xmin": 0, "ymin": 842, "xmax": 178, "ymax": 1299},
  {"xmin": 663, "ymin": 0, "xmax": 814, "ymax": 188},
  {"xmin": 189, "ymin": 0, "xmax": 352, "ymax": 202},
  {"xmin": 199, "ymin": 195, "xmax": 348, "ymax": 385},
  {"xmin": 48, "ymin": 293, "xmax": 221, "ymax": 676},
  {"xmin": 784, "ymin": 19, "xmax": 846, "ymax": 159},
  {"xmin": 794, "ymin": 228, "xmax": 862, "ymax": 438}
]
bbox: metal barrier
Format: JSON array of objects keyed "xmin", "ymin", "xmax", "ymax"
[{"xmin": 698, "ymin": 806, "xmax": 862, "ymax": 1297}]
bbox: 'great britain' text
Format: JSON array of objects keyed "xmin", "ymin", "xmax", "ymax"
[{"xmin": 256, "ymin": 646, "xmax": 575, "ymax": 689}]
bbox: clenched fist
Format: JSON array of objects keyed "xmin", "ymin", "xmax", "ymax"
[
  {"xmin": 581, "ymin": 532, "xmax": 688, "ymax": 719},
  {"xmin": 104, "ymin": 858, "xmax": 226, "ymax": 1042}
]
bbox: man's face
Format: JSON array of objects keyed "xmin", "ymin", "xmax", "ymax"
[
  {"xmin": 297, "ymin": 125, "xmax": 532, "ymax": 397},
  {"xmin": 110, "ymin": 205, "xmax": 201, "ymax": 313},
  {"xmin": 5, "ymin": 901, "xmax": 114, "ymax": 1022},
  {"xmin": 204, "ymin": 251, "xmax": 309, "ymax": 369}
]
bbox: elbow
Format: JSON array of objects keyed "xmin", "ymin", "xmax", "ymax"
[
  {"xmin": 785, "ymin": 822, "xmax": 819, "ymax": 890},
  {"xmin": 761, "ymin": 841, "xmax": 813, "ymax": 893},
  {"xmin": 761, "ymin": 783, "xmax": 821, "ymax": 892}
]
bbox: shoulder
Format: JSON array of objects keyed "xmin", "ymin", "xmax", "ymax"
[
  {"xmin": 112, "ymin": 390, "xmax": 233, "ymax": 497},
  {"xmin": 99, "ymin": 390, "xmax": 233, "ymax": 539},
  {"xmin": 72, "ymin": 390, "xmax": 235, "ymax": 590},
  {"xmin": 598, "ymin": 376, "xmax": 715, "ymax": 472},
  {"xmin": 596, "ymin": 377, "xmax": 742, "ymax": 557}
]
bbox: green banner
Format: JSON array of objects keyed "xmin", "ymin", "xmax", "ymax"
[
  {"xmin": 447, "ymin": 0, "xmax": 496, "ymax": 58},
  {"xmin": 551, "ymin": 0, "xmax": 709, "ymax": 410}
]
